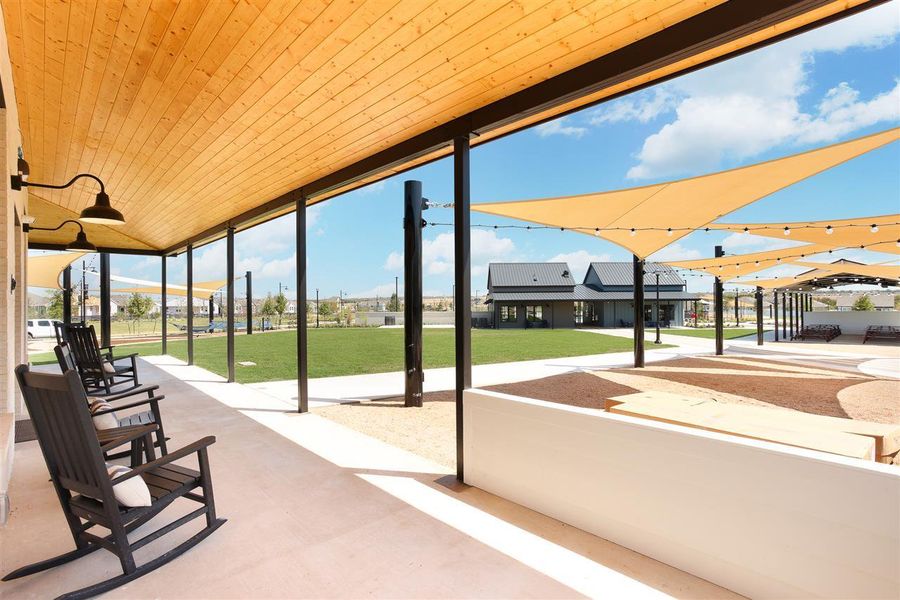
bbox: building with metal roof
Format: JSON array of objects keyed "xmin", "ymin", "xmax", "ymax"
[{"xmin": 485, "ymin": 262, "xmax": 700, "ymax": 329}]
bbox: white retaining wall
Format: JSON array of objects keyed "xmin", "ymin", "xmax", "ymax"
[
  {"xmin": 805, "ymin": 310, "xmax": 900, "ymax": 335},
  {"xmin": 463, "ymin": 389, "xmax": 900, "ymax": 599}
]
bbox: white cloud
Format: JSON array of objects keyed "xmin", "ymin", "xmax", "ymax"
[
  {"xmin": 534, "ymin": 117, "xmax": 588, "ymax": 139},
  {"xmin": 385, "ymin": 229, "xmax": 518, "ymax": 278},
  {"xmin": 720, "ymin": 233, "xmax": 806, "ymax": 253},
  {"xmin": 350, "ymin": 282, "xmax": 402, "ymax": 299},
  {"xmin": 647, "ymin": 243, "xmax": 703, "ymax": 262},
  {"xmin": 615, "ymin": 3, "xmax": 900, "ymax": 179},
  {"xmin": 590, "ymin": 89, "xmax": 676, "ymax": 125},
  {"xmin": 260, "ymin": 253, "xmax": 296, "ymax": 280},
  {"xmin": 546, "ymin": 250, "xmax": 611, "ymax": 279}
]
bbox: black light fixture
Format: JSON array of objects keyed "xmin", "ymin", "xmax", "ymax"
[
  {"xmin": 23, "ymin": 220, "xmax": 97, "ymax": 253},
  {"xmin": 11, "ymin": 165, "xmax": 125, "ymax": 226}
]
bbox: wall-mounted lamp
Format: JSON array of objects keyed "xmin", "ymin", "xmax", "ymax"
[
  {"xmin": 11, "ymin": 162, "xmax": 125, "ymax": 226},
  {"xmin": 23, "ymin": 220, "xmax": 97, "ymax": 252}
]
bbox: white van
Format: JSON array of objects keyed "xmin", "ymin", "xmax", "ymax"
[{"xmin": 27, "ymin": 319, "xmax": 60, "ymax": 339}]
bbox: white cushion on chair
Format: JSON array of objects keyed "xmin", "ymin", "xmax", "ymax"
[
  {"xmin": 102, "ymin": 360, "xmax": 116, "ymax": 375},
  {"xmin": 88, "ymin": 398, "xmax": 119, "ymax": 430},
  {"xmin": 105, "ymin": 463, "xmax": 152, "ymax": 507}
]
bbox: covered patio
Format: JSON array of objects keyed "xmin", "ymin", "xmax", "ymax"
[{"xmin": 1, "ymin": 1, "xmax": 899, "ymax": 599}]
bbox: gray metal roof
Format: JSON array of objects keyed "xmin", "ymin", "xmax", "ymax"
[
  {"xmin": 488, "ymin": 262, "xmax": 575, "ymax": 288},
  {"xmin": 486, "ymin": 285, "xmax": 700, "ymax": 303},
  {"xmin": 586, "ymin": 262, "xmax": 684, "ymax": 287}
]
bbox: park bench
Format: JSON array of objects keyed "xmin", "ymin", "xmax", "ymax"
[
  {"xmin": 606, "ymin": 391, "xmax": 900, "ymax": 463},
  {"xmin": 863, "ymin": 325, "xmax": 900, "ymax": 344},
  {"xmin": 795, "ymin": 324, "xmax": 840, "ymax": 342}
]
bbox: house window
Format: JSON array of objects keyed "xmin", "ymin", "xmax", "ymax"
[
  {"xmin": 500, "ymin": 305, "xmax": 517, "ymax": 323},
  {"xmin": 525, "ymin": 305, "xmax": 542, "ymax": 321}
]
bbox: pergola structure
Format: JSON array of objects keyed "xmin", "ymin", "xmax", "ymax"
[{"xmin": 2, "ymin": 0, "xmax": 893, "ymax": 486}]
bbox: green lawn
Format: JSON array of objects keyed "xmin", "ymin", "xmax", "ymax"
[
  {"xmin": 664, "ymin": 328, "xmax": 766, "ymax": 340},
  {"xmin": 31, "ymin": 328, "xmax": 670, "ymax": 384}
]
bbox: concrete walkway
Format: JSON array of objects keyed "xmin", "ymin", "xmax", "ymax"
[
  {"xmin": 4, "ymin": 358, "xmax": 735, "ymax": 599},
  {"xmin": 246, "ymin": 336, "xmax": 706, "ymax": 407}
]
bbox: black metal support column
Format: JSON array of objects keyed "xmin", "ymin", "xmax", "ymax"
[
  {"xmin": 756, "ymin": 286, "xmax": 764, "ymax": 346},
  {"xmin": 99, "ymin": 253, "xmax": 111, "ymax": 348},
  {"xmin": 788, "ymin": 293, "xmax": 794, "ymax": 340},
  {"xmin": 62, "ymin": 265, "xmax": 72, "ymax": 326},
  {"xmin": 161, "ymin": 257, "xmax": 167, "ymax": 354},
  {"xmin": 654, "ymin": 273, "xmax": 661, "ymax": 344},
  {"xmin": 226, "ymin": 227, "xmax": 235, "ymax": 383},
  {"xmin": 296, "ymin": 194, "xmax": 309, "ymax": 414},
  {"xmin": 734, "ymin": 290, "xmax": 740, "ymax": 325},
  {"xmin": 454, "ymin": 135, "xmax": 472, "ymax": 482},
  {"xmin": 632, "ymin": 255, "xmax": 645, "ymax": 368},
  {"xmin": 781, "ymin": 292, "xmax": 787, "ymax": 339},
  {"xmin": 773, "ymin": 290, "xmax": 779, "ymax": 342},
  {"xmin": 714, "ymin": 245, "xmax": 724, "ymax": 356},
  {"xmin": 187, "ymin": 244, "xmax": 194, "ymax": 365},
  {"xmin": 404, "ymin": 180, "xmax": 425, "ymax": 408},
  {"xmin": 246, "ymin": 271, "xmax": 253, "ymax": 335},
  {"xmin": 800, "ymin": 293, "xmax": 806, "ymax": 330},
  {"xmin": 209, "ymin": 295, "xmax": 215, "ymax": 325}
]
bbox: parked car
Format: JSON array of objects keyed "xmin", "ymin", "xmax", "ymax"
[{"xmin": 27, "ymin": 319, "xmax": 61, "ymax": 339}]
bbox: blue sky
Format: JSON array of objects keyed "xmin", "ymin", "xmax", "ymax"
[{"xmin": 42, "ymin": 2, "xmax": 900, "ymax": 299}]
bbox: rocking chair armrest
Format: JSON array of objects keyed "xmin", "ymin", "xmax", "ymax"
[
  {"xmin": 110, "ymin": 436, "xmax": 217, "ymax": 483},
  {"xmin": 93, "ymin": 395, "xmax": 165, "ymax": 415},
  {"xmin": 97, "ymin": 384, "xmax": 160, "ymax": 402},
  {"xmin": 109, "ymin": 352, "xmax": 140, "ymax": 363},
  {"xmin": 99, "ymin": 424, "xmax": 159, "ymax": 452}
]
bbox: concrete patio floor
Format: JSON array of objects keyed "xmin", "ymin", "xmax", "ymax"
[{"xmin": 2, "ymin": 358, "xmax": 738, "ymax": 599}]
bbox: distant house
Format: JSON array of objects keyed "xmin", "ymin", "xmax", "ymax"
[
  {"xmin": 834, "ymin": 293, "xmax": 895, "ymax": 311},
  {"xmin": 485, "ymin": 262, "xmax": 700, "ymax": 329}
]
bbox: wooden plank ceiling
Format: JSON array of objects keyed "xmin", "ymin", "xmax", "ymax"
[{"xmin": 4, "ymin": 0, "xmax": 875, "ymax": 252}]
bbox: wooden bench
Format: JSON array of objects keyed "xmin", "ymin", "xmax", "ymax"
[
  {"xmin": 606, "ymin": 392, "xmax": 900, "ymax": 463},
  {"xmin": 863, "ymin": 325, "xmax": 900, "ymax": 344}
]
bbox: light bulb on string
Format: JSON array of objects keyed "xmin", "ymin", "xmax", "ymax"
[
  {"xmin": 783, "ymin": 227, "xmax": 791, "ymax": 236},
  {"xmin": 666, "ymin": 228, "xmax": 673, "ymax": 236},
  {"xmin": 743, "ymin": 227, "xmax": 750, "ymax": 235},
  {"xmin": 825, "ymin": 226, "xmax": 833, "ymax": 235},
  {"xmin": 594, "ymin": 228, "xmax": 601, "ymax": 237},
  {"xmin": 871, "ymin": 224, "xmax": 879, "ymax": 233},
  {"xmin": 630, "ymin": 228, "xmax": 636, "ymax": 237}
]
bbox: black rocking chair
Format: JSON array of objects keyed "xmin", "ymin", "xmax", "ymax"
[
  {"xmin": 5, "ymin": 366, "xmax": 225, "ymax": 600},
  {"xmin": 55, "ymin": 343, "xmax": 169, "ymax": 460},
  {"xmin": 61, "ymin": 323, "xmax": 139, "ymax": 394}
]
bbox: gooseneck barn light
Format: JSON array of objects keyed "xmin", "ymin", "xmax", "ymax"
[
  {"xmin": 11, "ymin": 164, "xmax": 126, "ymax": 226},
  {"xmin": 23, "ymin": 220, "xmax": 97, "ymax": 253}
]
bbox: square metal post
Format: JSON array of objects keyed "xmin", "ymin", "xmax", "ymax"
[
  {"xmin": 714, "ymin": 245, "xmax": 724, "ymax": 355},
  {"xmin": 781, "ymin": 292, "xmax": 787, "ymax": 339},
  {"xmin": 209, "ymin": 295, "xmax": 215, "ymax": 325},
  {"xmin": 800, "ymin": 293, "xmax": 806, "ymax": 330},
  {"xmin": 773, "ymin": 290, "xmax": 779, "ymax": 341},
  {"xmin": 246, "ymin": 271, "xmax": 253, "ymax": 335},
  {"xmin": 161, "ymin": 257, "xmax": 167, "ymax": 354},
  {"xmin": 632, "ymin": 255, "xmax": 645, "ymax": 367},
  {"xmin": 788, "ymin": 292, "xmax": 794, "ymax": 340},
  {"xmin": 454, "ymin": 135, "xmax": 472, "ymax": 482},
  {"xmin": 187, "ymin": 244, "xmax": 194, "ymax": 365},
  {"xmin": 404, "ymin": 180, "xmax": 424, "ymax": 408},
  {"xmin": 100, "ymin": 252, "xmax": 111, "ymax": 348},
  {"xmin": 296, "ymin": 194, "xmax": 309, "ymax": 413},
  {"xmin": 755, "ymin": 286, "xmax": 764, "ymax": 345},
  {"xmin": 62, "ymin": 265, "xmax": 72, "ymax": 325},
  {"xmin": 226, "ymin": 227, "xmax": 235, "ymax": 383}
]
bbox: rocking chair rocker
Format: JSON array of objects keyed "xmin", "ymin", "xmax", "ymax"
[{"xmin": 5, "ymin": 366, "xmax": 225, "ymax": 599}]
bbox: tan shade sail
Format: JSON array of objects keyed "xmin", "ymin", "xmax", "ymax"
[
  {"xmin": 666, "ymin": 243, "xmax": 834, "ymax": 279},
  {"xmin": 708, "ymin": 214, "xmax": 900, "ymax": 255},
  {"xmin": 27, "ymin": 252, "xmax": 87, "ymax": 289},
  {"xmin": 473, "ymin": 128, "xmax": 900, "ymax": 258},
  {"xmin": 6, "ymin": 0, "xmax": 877, "ymax": 253},
  {"xmin": 114, "ymin": 279, "xmax": 229, "ymax": 300},
  {"xmin": 789, "ymin": 261, "xmax": 900, "ymax": 281}
]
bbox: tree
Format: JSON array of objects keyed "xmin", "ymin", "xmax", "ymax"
[
  {"xmin": 318, "ymin": 301, "xmax": 335, "ymax": 318},
  {"xmin": 851, "ymin": 295, "xmax": 875, "ymax": 311},
  {"xmin": 387, "ymin": 292, "xmax": 400, "ymax": 312},
  {"xmin": 274, "ymin": 292, "xmax": 287, "ymax": 328},
  {"xmin": 47, "ymin": 290, "xmax": 65, "ymax": 319},
  {"xmin": 126, "ymin": 293, "xmax": 154, "ymax": 334}
]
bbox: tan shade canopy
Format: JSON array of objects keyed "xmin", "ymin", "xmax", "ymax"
[
  {"xmin": 789, "ymin": 261, "xmax": 900, "ymax": 281},
  {"xmin": 473, "ymin": 128, "xmax": 900, "ymax": 258},
  {"xmin": 709, "ymin": 213, "xmax": 900, "ymax": 255},
  {"xmin": 666, "ymin": 243, "xmax": 834, "ymax": 279},
  {"xmin": 6, "ymin": 0, "xmax": 876, "ymax": 253},
  {"xmin": 114, "ymin": 279, "xmax": 229, "ymax": 300},
  {"xmin": 27, "ymin": 252, "xmax": 87, "ymax": 289}
]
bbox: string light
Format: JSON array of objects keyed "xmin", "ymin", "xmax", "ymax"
[
  {"xmin": 666, "ymin": 228, "xmax": 673, "ymax": 236},
  {"xmin": 629, "ymin": 228, "xmax": 636, "ymax": 236},
  {"xmin": 743, "ymin": 227, "xmax": 750, "ymax": 234},
  {"xmin": 871, "ymin": 224, "xmax": 879, "ymax": 233},
  {"xmin": 783, "ymin": 226, "xmax": 791, "ymax": 236},
  {"xmin": 825, "ymin": 226, "xmax": 833, "ymax": 235}
]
